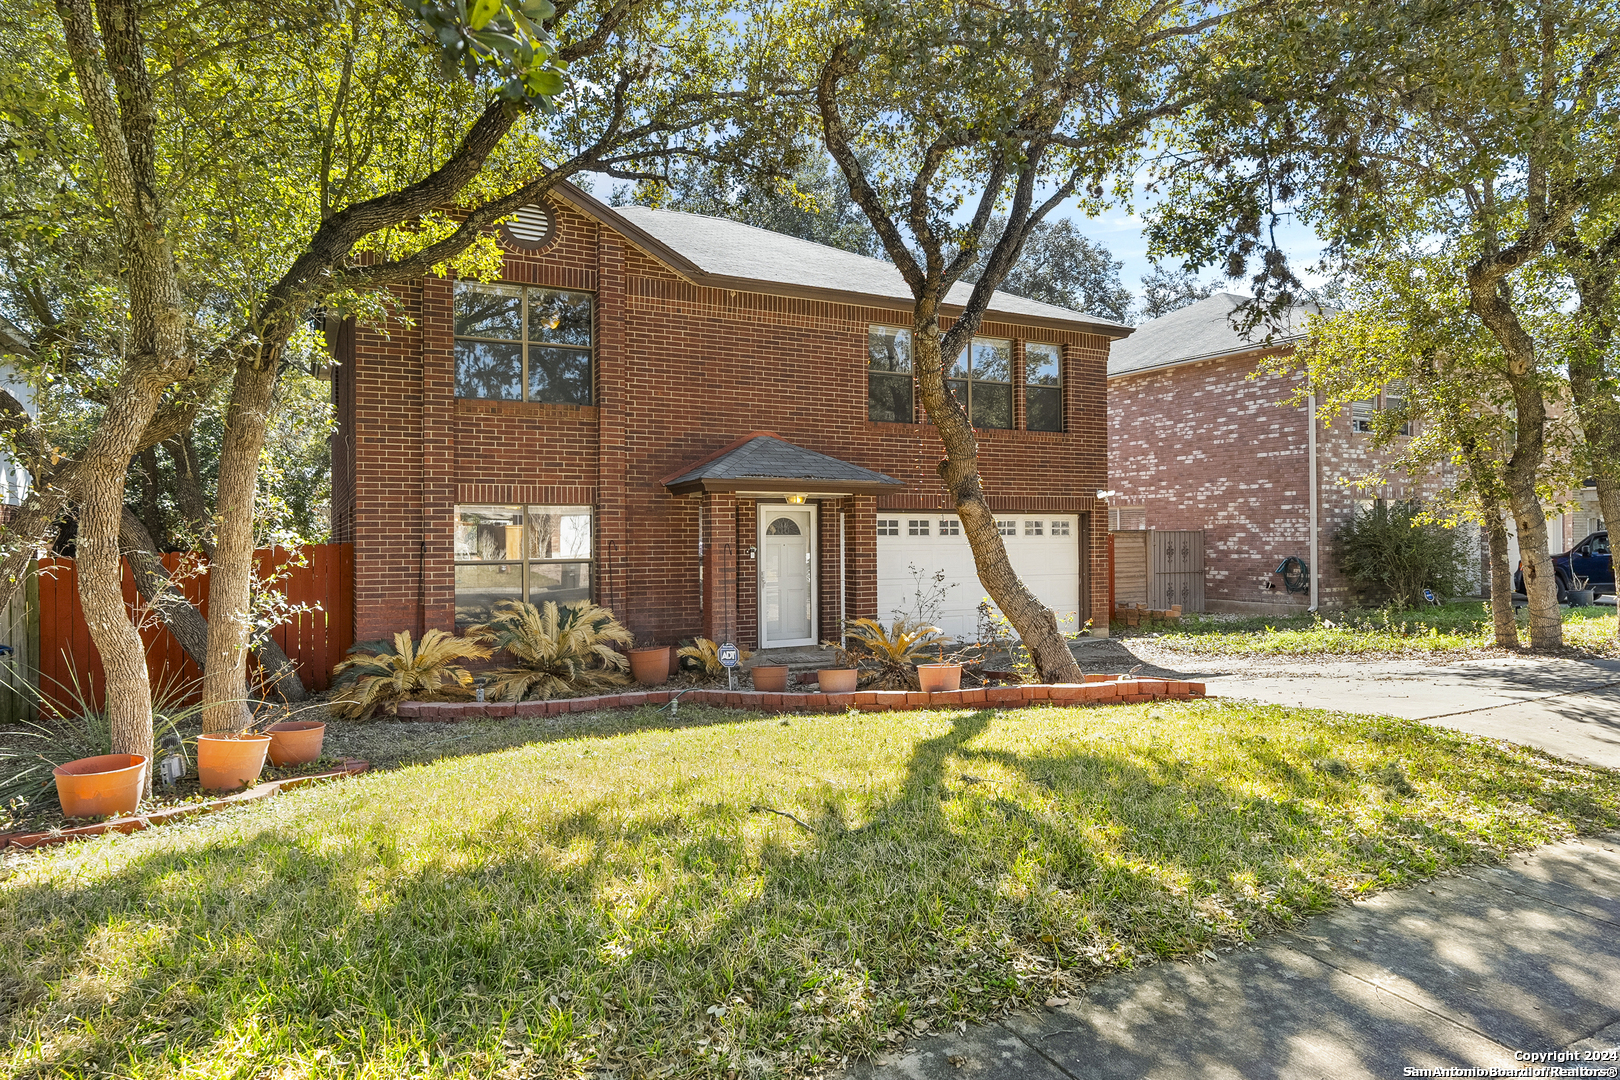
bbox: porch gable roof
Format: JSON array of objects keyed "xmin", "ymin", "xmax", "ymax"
[{"xmin": 661, "ymin": 432, "xmax": 905, "ymax": 496}]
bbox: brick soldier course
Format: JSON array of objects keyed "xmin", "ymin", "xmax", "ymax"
[{"xmin": 333, "ymin": 184, "xmax": 1128, "ymax": 648}]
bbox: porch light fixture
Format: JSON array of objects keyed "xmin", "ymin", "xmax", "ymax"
[{"xmin": 785, "ymin": 494, "xmax": 807, "ymax": 505}]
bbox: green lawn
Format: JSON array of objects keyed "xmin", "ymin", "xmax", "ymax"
[
  {"xmin": 1135, "ymin": 601, "xmax": 1619, "ymax": 658},
  {"xmin": 4, "ymin": 700, "xmax": 1618, "ymax": 1079}
]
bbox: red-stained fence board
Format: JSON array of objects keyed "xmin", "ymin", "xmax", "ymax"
[{"xmin": 35, "ymin": 543, "xmax": 354, "ymax": 714}]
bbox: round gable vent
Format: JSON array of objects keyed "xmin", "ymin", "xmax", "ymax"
[{"xmin": 500, "ymin": 203, "xmax": 556, "ymax": 252}]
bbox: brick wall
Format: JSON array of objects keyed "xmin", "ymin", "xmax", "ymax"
[
  {"xmin": 344, "ymin": 200, "xmax": 1114, "ymax": 644},
  {"xmin": 1109, "ymin": 349, "xmax": 1449, "ymax": 612}
]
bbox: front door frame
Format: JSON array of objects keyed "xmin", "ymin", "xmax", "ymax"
[{"xmin": 757, "ymin": 501, "xmax": 819, "ymax": 648}]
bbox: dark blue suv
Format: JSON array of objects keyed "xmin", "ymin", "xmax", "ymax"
[{"xmin": 1515, "ymin": 531, "xmax": 1612, "ymax": 598}]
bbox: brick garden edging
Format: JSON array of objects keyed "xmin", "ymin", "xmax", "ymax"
[
  {"xmin": 0, "ymin": 759, "xmax": 371, "ymax": 852},
  {"xmin": 394, "ymin": 673, "xmax": 1207, "ymax": 721}
]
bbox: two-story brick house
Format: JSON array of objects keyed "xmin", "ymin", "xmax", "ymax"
[
  {"xmin": 330, "ymin": 184, "xmax": 1125, "ymax": 650},
  {"xmin": 1107, "ymin": 292, "xmax": 1464, "ymax": 613}
]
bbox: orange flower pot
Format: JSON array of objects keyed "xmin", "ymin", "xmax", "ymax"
[
  {"xmin": 917, "ymin": 664, "xmax": 962, "ymax": 692},
  {"xmin": 266, "ymin": 721, "xmax": 327, "ymax": 766},
  {"xmin": 751, "ymin": 665, "xmax": 790, "ymax": 692},
  {"xmin": 817, "ymin": 668, "xmax": 858, "ymax": 693},
  {"xmin": 196, "ymin": 733, "xmax": 271, "ymax": 791},
  {"xmin": 53, "ymin": 754, "xmax": 146, "ymax": 819},
  {"xmin": 628, "ymin": 646, "xmax": 671, "ymax": 685}
]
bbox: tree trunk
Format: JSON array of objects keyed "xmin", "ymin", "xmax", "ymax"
[
  {"xmin": 200, "ymin": 356, "xmax": 280, "ymax": 733},
  {"xmin": 1467, "ymin": 275, "xmax": 1562, "ymax": 650},
  {"xmin": 121, "ymin": 505, "xmax": 309, "ymax": 701},
  {"xmin": 166, "ymin": 433, "xmax": 213, "ymax": 557},
  {"xmin": 137, "ymin": 446, "xmax": 166, "ymax": 550},
  {"xmin": 120, "ymin": 505, "xmax": 209, "ymax": 668},
  {"xmin": 912, "ymin": 306, "xmax": 1083, "ymax": 683},
  {"xmin": 1480, "ymin": 504, "xmax": 1517, "ymax": 647},
  {"xmin": 1597, "ymin": 478, "xmax": 1620, "ymax": 639}
]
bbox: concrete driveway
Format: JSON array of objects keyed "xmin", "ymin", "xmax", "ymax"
[{"xmin": 1201, "ymin": 656, "xmax": 1620, "ymax": 770}]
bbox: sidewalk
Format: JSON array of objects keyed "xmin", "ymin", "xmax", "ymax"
[{"xmin": 844, "ymin": 833, "xmax": 1620, "ymax": 1080}]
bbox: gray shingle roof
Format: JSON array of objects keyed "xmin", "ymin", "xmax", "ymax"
[
  {"xmin": 610, "ymin": 205, "xmax": 1130, "ymax": 337},
  {"xmin": 1107, "ymin": 292, "xmax": 1330, "ymax": 378},
  {"xmin": 663, "ymin": 434, "xmax": 904, "ymax": 495}
]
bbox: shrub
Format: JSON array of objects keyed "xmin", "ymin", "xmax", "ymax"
[
  {"xmin": 837, "ymin": 617, "xmax": 945, "ymax": 690},
  {"xmin": 329, "ymin": 630, "xmax": 493, "ymax": 719},
  {"xmin": 1335, "ymin": 500, "xmax": 1471, "ymax": 607},
  {"xmin": 472, "ymin": 600, "xmax": 633, "ymax": 701},
  {"xmin": 676, "ymin": 637, "xmax": 751, "ymax": 678}
]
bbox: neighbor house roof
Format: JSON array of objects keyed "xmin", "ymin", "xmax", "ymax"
[
  {"xmin": 551, "ymin": 186, "xmax": 1131, "ymax": 339},
  {"xmin": 1107, "ymin": 292, "xmax": 1331, "ymax": 378},
  {"xmin": 661, "ymin": 432, "xmax": 905, "ymax": 496}
]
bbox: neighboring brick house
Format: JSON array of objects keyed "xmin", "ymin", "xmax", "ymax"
[
  {"xmin": 1107, "ymin": 292, "xmax": 1453, "ymax": 614},
  {"xmin": 330, "ymin": 184, "xmax": 1125, "ymax": 650}
]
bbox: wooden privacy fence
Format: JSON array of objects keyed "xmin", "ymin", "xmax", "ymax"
[{"xmin": 32, "ymin": 543, "xmax": 353, "ymax": 716}]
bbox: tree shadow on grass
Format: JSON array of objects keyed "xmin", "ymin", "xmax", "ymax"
[{"xmin": 3, "ymin": 706, "xmax": 1618, "ymax": 1078}]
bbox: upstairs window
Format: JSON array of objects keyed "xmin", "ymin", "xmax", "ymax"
[
  {"xmin": 947, "ymin": 337, "xmax": 1013, "ymax": 429},
  {"xmin": 1352, "ymin": 385, "xmax": 1411, "ymax": 435},
  {"xmin": 1025, "ymin": 342, "xmax": 1063, "ymax": 431},
  {"xmin": 868, "ymin": 326, "xmax": 914, "ymax": 422},
  {"xmin": 454, "ymin": 282, "xmax": 593, "ymax": 404}
]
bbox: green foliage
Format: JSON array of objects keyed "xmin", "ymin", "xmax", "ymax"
[
  {"xmin": 472, "ymin": 600, "xmax": 632, "ymax": 700},
  {"xmin": 329, "ymin": 630, "xmax": 493, "ymax": 719},
  {"xmin": 676, "ymin": 636, "xmax": 751, "ymax": 678},
  {"xmin": 397, "ymin": 0, "xmax": 568, "ymax": 107},
  {"xmin": 837, "ymin": 617, "xmax": 944, "ymax": 690},
  {"xmin": 1335, "ymin": 500, "xmax": 1471, "ymax": 608},
  {"xmin": 1137, "ymin": 266, "xmax": 1221, "ymax": 322}
]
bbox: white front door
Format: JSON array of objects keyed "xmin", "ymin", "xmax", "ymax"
[{"xmin": 759, "ymin": 504, "xmax": 817, "ymax": 648}]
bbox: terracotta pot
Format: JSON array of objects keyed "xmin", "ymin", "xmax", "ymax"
[
  {"xmin": 197, "ymin": 733, "xmax": 271, "ymax": 792},
  {"xmin": 917, "ymin": 664, "xmax": 963, "ymax": 693},
  {"xmin": 817, "ymin": 668, "xmax": 858, "ymax": 693},
  {"xmin": 53, "ymin": 754, "xmax": 146, "ymax": 819},
  {"xmin": 628, "ymin": 646, "xmax": 671, "ymax": 685},
  {"xmin": 266, "ymin": 721, "xmax": 327, "ymax": 767},
  {"xmin": 751, "ymin": 665, "xmax": 790, "ymax": 692}
]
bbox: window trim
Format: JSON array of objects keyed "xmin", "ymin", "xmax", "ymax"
[
  {"xmin": 453, "ymin": 503, "xmax": 594, "ymax": 627},
  {"xmin": 453, "ymin": 282, "xmax": 596, "ymax": 405},
  {"xmin": 1024, "ymin": 341, "xmax": 1063, "ymax": 432},
  {"xmin": 867, "ymin": 324, "xmax": 915, "ymax": 423},
  {"xmin": 948, "ymin": 336, "xmax": 1014, "ymax": 430}
]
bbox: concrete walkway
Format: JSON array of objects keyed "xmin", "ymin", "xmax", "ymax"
[
  {"xmin": 845, "ymin": 834, "xmax": 1620, "ymax": 1080},
  {"xmin": 1200, "ymin": 656, "xmax": 1620, "ymax": 770}
]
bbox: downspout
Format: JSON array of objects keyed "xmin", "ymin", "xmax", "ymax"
[
  {"xmin": 1308, "ymin": 392, "xmax": 1320, "ymax": 611},
  {"xmin": 839, "ymin": 509, "xmax": 846, "ymax": 648}
]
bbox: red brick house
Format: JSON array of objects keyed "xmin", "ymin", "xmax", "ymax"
[
  {"xmin": 1107, "ymin": 292, "xmax": 1458, "ymax": 613},
  {"xmin": 330, "ymin": 185, "xmax": 1125, "ymax": 651}
]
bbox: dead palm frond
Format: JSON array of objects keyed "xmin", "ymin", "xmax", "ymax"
[
  {"xmin": 471, "ymin": 600, "xmax": 633, "ymax": 701},
  {"xmin": 329, "ymin": 630, "xmax": 493, "ymax": 719},
  {"xmin": 843, "ymin": 617, "xmax": 945, "ymax": 690},
  {"xmin": 676, "ymin": 637, "xmax": 752, "ymax": 678}
]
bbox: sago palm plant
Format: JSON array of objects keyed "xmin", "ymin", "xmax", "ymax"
[
  {"xmin": 472, "ymin": 600, "xmax": 633, "ymax": 701},
  {"xmin": 676, "ymin": 637, "xmax": 751, "ymax": 678},
  {"xmin": 329, "ymin": 630, "xmax": 493, "ymax": 719},
  {"xmin": 841, "ymin": 617, "xmax": 945, "ymax": 690}
]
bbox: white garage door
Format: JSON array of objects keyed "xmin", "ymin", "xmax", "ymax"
[{"xmin": 876, "ymin": 514, "xmax": 1081, "ymax": 641}]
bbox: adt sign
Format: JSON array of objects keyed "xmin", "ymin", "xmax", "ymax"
[{"xmin": 718, "ymin": 642, "xmax": 740, "ymax": 668}]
